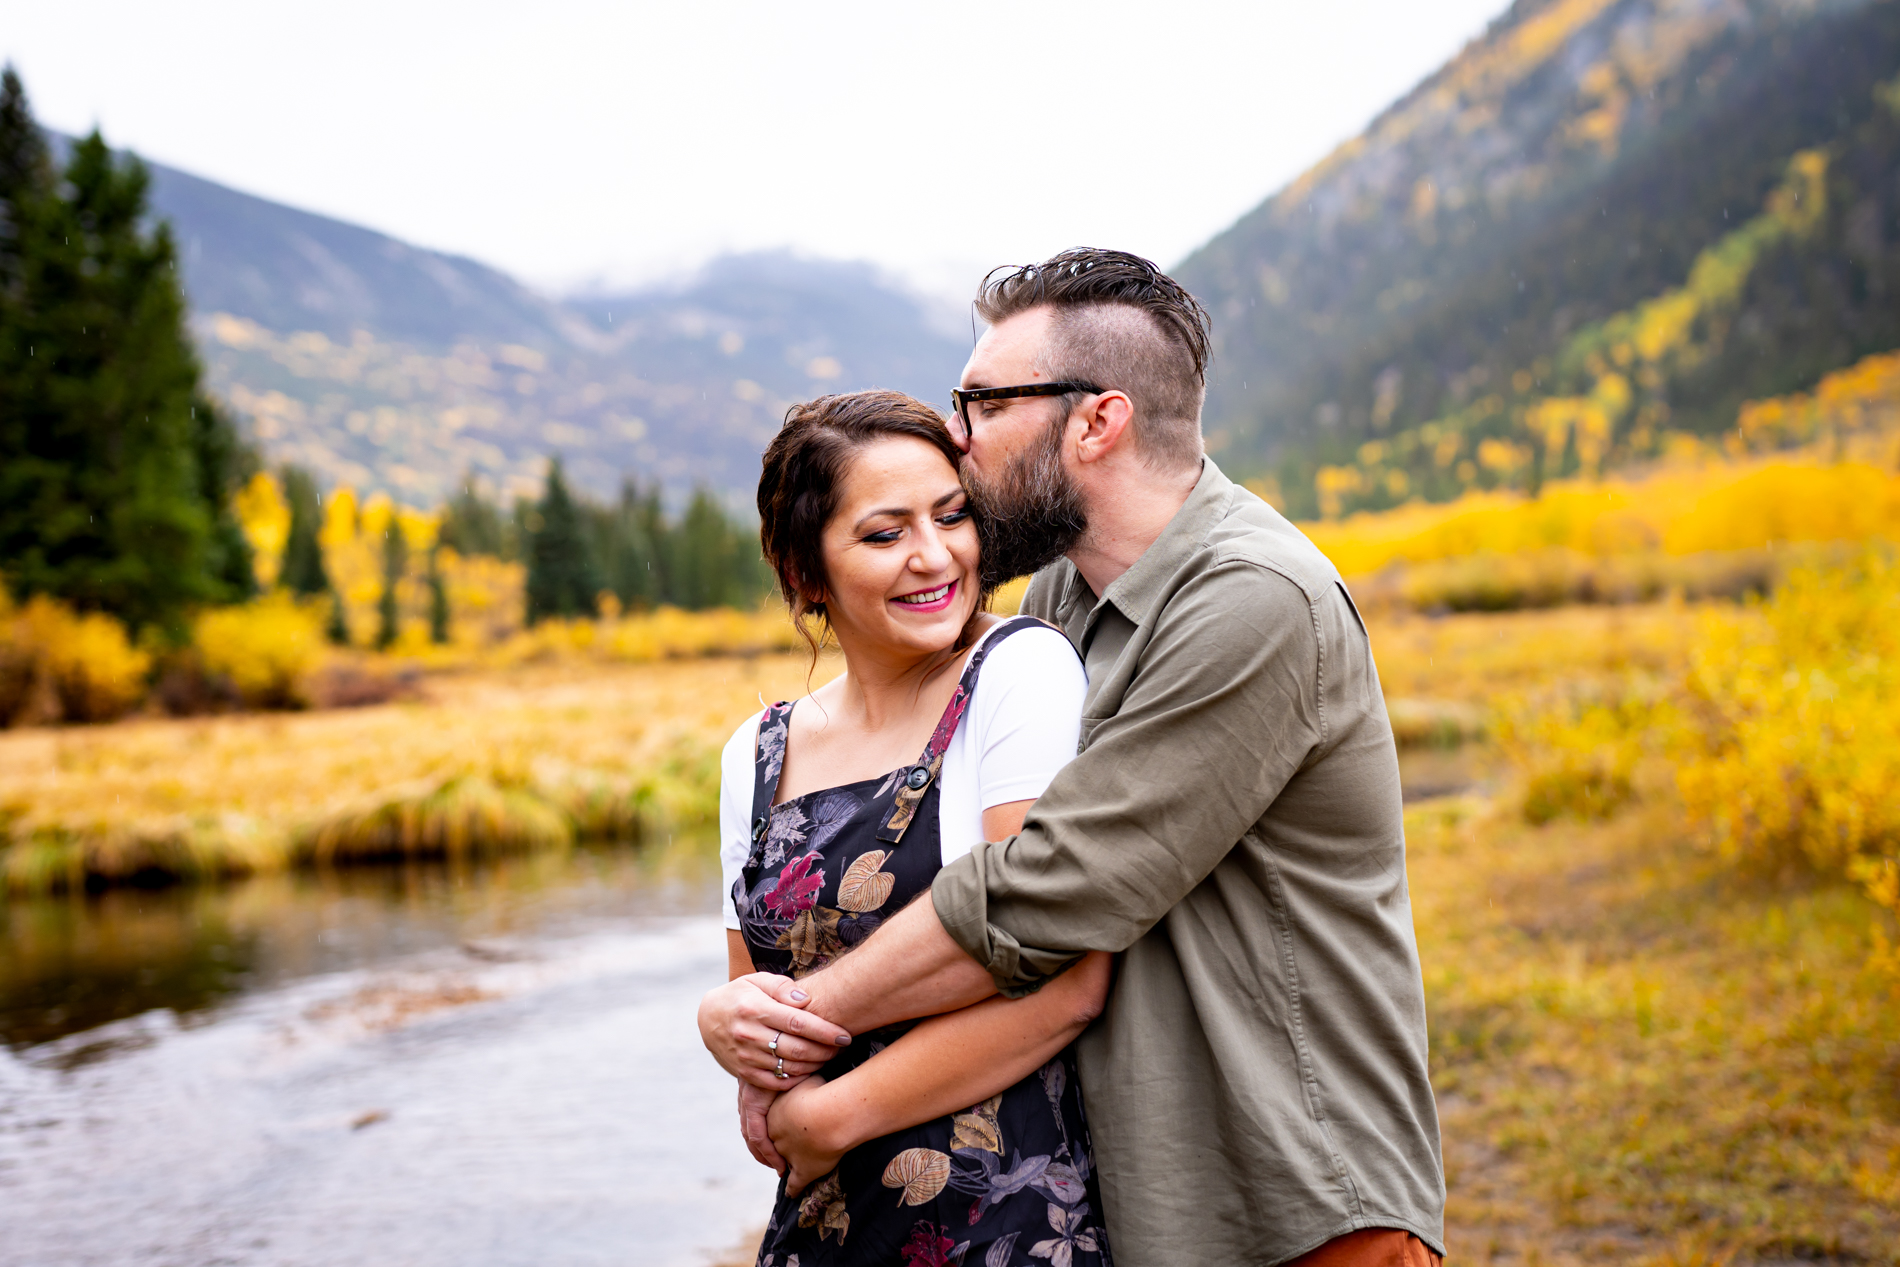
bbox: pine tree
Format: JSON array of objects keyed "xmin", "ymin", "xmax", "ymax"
[
  {"xmin": 438, "ymin": 472, "xmax": 509, "ymax": 558},
  {"xmin": 0, "ymin": 67, "xmax": 50, "ymax": 298},
  {"xmin": 632, "ymin": 482, "xmax": 671, "ymax": 603},
  {"xmin": 427, "ymin": 545, "xmax": 450, "ymax": 644},
  {"xmin": 0, "ymin": 73, "xmax": 254, "ymax": 629},
  {"xmin": 669, "ymin": 486, "xmax": 765, "ymax": 609},
  {"xmin": 192, "ymin": 397, "xmax": 257, "ymax": 601},
  {"xmin": 375, "ymin": 520, "xmax": 406, "ymax": 650},
  {"xmin": 595, "ymin": 478, "xmax": 660, "ymax": 611},
  {"xmin": 278, "ymin": 466, "xmax": 330, "ymax": 595},
  {"xmin": 524, "ymin": 457, "xmax": 603, "ymax": 624}
]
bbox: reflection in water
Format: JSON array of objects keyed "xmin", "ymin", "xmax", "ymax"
[
  {"xmin": 0, "ymin": 832, "xmax": 782, "ymax": 1267},
  {"xmin": 0, "ymin": 836, "xmax": 721, "ymax": 1052}
]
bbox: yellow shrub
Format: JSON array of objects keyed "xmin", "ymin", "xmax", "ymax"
[
  {"xmin": 1506, "ymin": 552, "xmax": 1900, "ymax": 923},
  {"xmin": 20, "ymin": 597, "xmax": 151, "ymax": 722},
  {"xmin": 1674, "ymin": 552, "xmax": 1900, "ymax": 896},
  {"xmin": 1501, "ymin": 694, "xmax": 1654, "ymax": 825},
  {"xmin": 1307, "ymin": 459, "xmax": 1900, "ymax": 582},
  {"xmin": 193, "ymin": 592, "xmax": 327, "ymax": 708}
]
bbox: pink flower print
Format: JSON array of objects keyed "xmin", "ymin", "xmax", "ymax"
[
  {"xmin": 764, "ymin": 852, "xmax": 825, "ymax": 918},
  {"xmin": 900, "ymin": 1222, "xmax": 956, "ymax": 1267}
]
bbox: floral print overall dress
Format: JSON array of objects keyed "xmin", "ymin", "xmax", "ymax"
[{"xmin": 736, "ymin": 616, "xmax": 1112, "ymax": 1267}]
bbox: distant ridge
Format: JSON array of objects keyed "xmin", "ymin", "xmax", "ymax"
[
  {"xmin": 1176, "ymin": 0, "xmax": 1900, "ymax": 517},
  {"xmin": 48, "ymin": 134, "xmax": 968, "ymax": 506}
]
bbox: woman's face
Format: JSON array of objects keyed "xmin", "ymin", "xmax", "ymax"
[{"xmin": 818, "ymin": 435, "xmax": 981, "ymax": 660}]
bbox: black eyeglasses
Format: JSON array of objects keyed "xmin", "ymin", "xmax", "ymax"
[{"xmin": 949, "ymin": 381, "xmax": 1103, "ymax": 439}]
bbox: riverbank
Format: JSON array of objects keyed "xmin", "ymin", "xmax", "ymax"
[
  {"xmin": 0, "ymin": 651, "xmax": 841, "ymax": 893},
  {"xmin": 0, "ymin": 601, "xmax": 1699, "ymax": 894}
]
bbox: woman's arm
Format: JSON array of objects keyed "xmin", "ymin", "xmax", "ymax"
[
  {"xmin": 765, "ymin": 799, "xmax": 1113, "ymax": 1195},
  {"xmin": 768, "ymin": 948, "xmax": 1111, "ymax": 1194}
]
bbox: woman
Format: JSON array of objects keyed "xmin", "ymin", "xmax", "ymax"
[{"xmin": 697, "ymin": 390, "xmax": 1113, "ymax": 1266}]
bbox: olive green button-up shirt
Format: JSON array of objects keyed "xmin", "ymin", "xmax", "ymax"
[{"xmin": 931, "ymin": 459, "xmax": 1444, "ymax": 1266}]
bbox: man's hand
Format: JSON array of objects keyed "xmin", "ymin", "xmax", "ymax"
[
  {"xmin": 697, "ymin": 972, "xmax": 852, "ymax": 1089},
  {"xmin": 738, "ymin": 1080, "xmax": 785, "ymax": 1173},
  {"xmin": 767, "ymin": 1076, "xmax": 851, "ymax": 1199}
]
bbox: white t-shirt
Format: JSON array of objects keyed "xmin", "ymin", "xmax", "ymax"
[{"xmin": 718, "ymin": 621, "xmax": 1087, "ymax": 929}]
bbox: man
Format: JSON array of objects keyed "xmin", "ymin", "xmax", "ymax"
[{"xmin": 722, "ymin": 248, "xmax": 1443, "ymax": 1265}]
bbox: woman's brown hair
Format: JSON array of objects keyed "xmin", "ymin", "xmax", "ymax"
[{"xmin": 757, "ymin": 390, "xmax": 984, "ymax": 654}]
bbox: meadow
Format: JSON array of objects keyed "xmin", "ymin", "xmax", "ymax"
[{"xmin": 4, "ymin": 352, "xmax": 1900, "ymax": 1262}]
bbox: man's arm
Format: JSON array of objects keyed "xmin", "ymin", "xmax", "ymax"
[
  {"xmin": 936, "ymin": 562, "xmax": 1323, "ymax": 993},
  {"xmin": 792, "ymin": 892, "xmax": 997, "ymax": 1034},
  {"xmin": 789, "ymin": 796, "xmax": 1036, "ymax": 1034}
]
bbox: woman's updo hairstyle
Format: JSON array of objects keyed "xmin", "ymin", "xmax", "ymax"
[{"xmin": 758, "ymin": 390, "xmax": 977, "ymax": 651}]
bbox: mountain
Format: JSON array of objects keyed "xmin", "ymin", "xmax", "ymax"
[
  {"xmin": 1176, "ymin": 0, "xmax": 1900, "ymax": 518},
  {"xmin": 90, "ymin": 143, "xmax": 970, "ymax": 507}
]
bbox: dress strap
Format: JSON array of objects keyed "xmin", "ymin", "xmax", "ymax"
[
  {"xmin": 877, "ymin": 616, "xmax": 1066, "ymax": 844},
  {"xmin": 748, "ymin": 701, "xmax": 796, "ymax": 855}
]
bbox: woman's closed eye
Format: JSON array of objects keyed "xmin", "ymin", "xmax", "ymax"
[{"xmin": 935, "ymin": 507, "xmax": 970, "ymax": 529}]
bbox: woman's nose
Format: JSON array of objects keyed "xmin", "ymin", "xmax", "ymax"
[{"xmin": 910, "ymin": 525, "xmax": 953, "ymax": 574}]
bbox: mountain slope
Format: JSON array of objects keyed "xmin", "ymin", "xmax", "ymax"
[
  {"xmin": 1177, "ymin": 0, "xmax": 1900, "ymax": 516},
  {"xmin": 67, "ymin": 142, "xmax": 968, "ymax": 506}
]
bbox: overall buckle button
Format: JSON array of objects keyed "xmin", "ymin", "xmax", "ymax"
[{"xmin": 904, "ymin": 765, "xmax": 931, "ymax": 791}]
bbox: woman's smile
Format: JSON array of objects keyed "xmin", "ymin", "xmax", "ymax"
[{"xmin": 891, "ymin": 578, "xmax": 958, "ymax": 613}]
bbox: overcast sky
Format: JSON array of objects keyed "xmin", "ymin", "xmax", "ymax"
[{"xmin": 4, "ymin": 1, "xmax": 1508, "ymax": 300}]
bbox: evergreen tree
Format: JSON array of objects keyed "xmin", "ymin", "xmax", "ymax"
[
  {"xmin": 427, "ymin": 546, "xmax": 450, "ymax": 644},
  {"xmin": 668, "ymin": 486, "xmax": 765, "ymax": 609},
  {"xmin": 594, "ymin": 478, "xmax": 661, "ymax": 611},
  {"xmin": 192, "ymin": 397, "xmax": 257, "ymax": 601},
  {"xmin": 437, "ymin": 472, "xmax": 510, "ymax": 558},
  {"xmin": 278, "ymin": 466, "xmax": 330, "ymax": 595},
  {"xmin": 631, "ymin": 481, "xmax": 672, "ymax": 602},
  {"xmin": 0, "ymin": 67, "xmax": 50, "ymax": 301},
  {"xmin": 524, "ymin": 457, "xmax": 602, "ymax": 624},
  {"xmin": 325, "ymin": 591, "xmax": 350, "ymax": 647},
  {"xmin": 375, "ymin": 520, "xmax": 406, "ymax": 650},
  {"xmin": 0, "ymin": 73, "xmax": 254, "ymax": 629}
]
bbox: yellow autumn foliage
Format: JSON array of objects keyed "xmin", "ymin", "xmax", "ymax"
[
  {"xmin": 1309, "ymin": 457, "xmax": 1900, "ymax": 580},
  {"xmin": 1674, "ymin": 553, "xmax": 1900, "ymax": 904},
  {"xmin": 193, "ymin": 591, "xmax": 329, "ymax": 708},
  {"xmin": 1506, "ymin": 551, "xmax": 1900, "ymax": 929},
  {"xmin": 17, "ymin": 596, "xmax": 152, "ymax": 723}
]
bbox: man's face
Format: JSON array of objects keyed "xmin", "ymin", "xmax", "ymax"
[{"xmin": 956, "ymin": 307, "xmax": 1089, "ymax": 585}]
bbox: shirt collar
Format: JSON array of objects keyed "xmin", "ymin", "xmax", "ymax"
[{"xmin": 1057, "ymin": 458, "xmax": 1234, "ymax": 637}]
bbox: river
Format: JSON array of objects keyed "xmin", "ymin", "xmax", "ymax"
[{"xmin": 0, "ymin": 838, "xmax": 775, "ymax": 1267}]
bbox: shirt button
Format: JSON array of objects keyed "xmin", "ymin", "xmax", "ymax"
[{"xmin": 904, "ymin": 765, "xmax": 931, "ymax": 791}]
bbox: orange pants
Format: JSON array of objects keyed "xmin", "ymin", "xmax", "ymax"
[{"xmin": 1286, "ymin": 1228, "xmax": 1442, "ymax": 1267}]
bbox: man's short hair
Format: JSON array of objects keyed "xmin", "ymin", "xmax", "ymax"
[{"xmin": 973, "ymin": 248, "xmax": 1213, "ymax": 471}]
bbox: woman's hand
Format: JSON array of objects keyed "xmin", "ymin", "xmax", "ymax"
[
  {"xmin": 767, "ymin": 1076, "xmax": 856, "ymax": 1199},
  {"xmin": 697, "ymin": 972, "xmax": 852, "ymax": 1089},
  {"xmin": 737, "ymin": 1081, "xmax": 785, "ymax": 1173}
]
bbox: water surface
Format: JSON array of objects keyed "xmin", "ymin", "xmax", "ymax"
[{"xmin": 0, "ymin": 839, "xmax": 775, "ymax": 1267}]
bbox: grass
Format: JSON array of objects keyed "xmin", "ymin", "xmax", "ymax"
[
  {"xmin": 1413, "ymin": 796, "xmax": 1900, "ymax": 1264},
  {"xmin": 0, "ymin": 650, "xmax": 841, "ymax": 893}
]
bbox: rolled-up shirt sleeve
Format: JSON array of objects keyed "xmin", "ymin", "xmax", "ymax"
[{"xmin": 931, "ymin": 561, "xmax": 1325, "ymax": 994}]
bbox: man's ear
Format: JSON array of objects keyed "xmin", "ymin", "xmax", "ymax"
[{"xmin": 1073, "ymin": 391, "xmax": 1135, "ymax": 465}]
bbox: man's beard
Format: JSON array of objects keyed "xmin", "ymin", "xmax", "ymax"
[{"xmin": 964, "ymin": 415, "xmax": 1090, "ymax": 589}]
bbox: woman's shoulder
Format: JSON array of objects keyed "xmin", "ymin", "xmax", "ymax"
[
  {"xmin": 970, "ymin": 619, "xmax": 1085, "ymax": 707},
  {"xmin": 978, "ymin": 617, "xmax": 1082, "ymax": 673}
]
